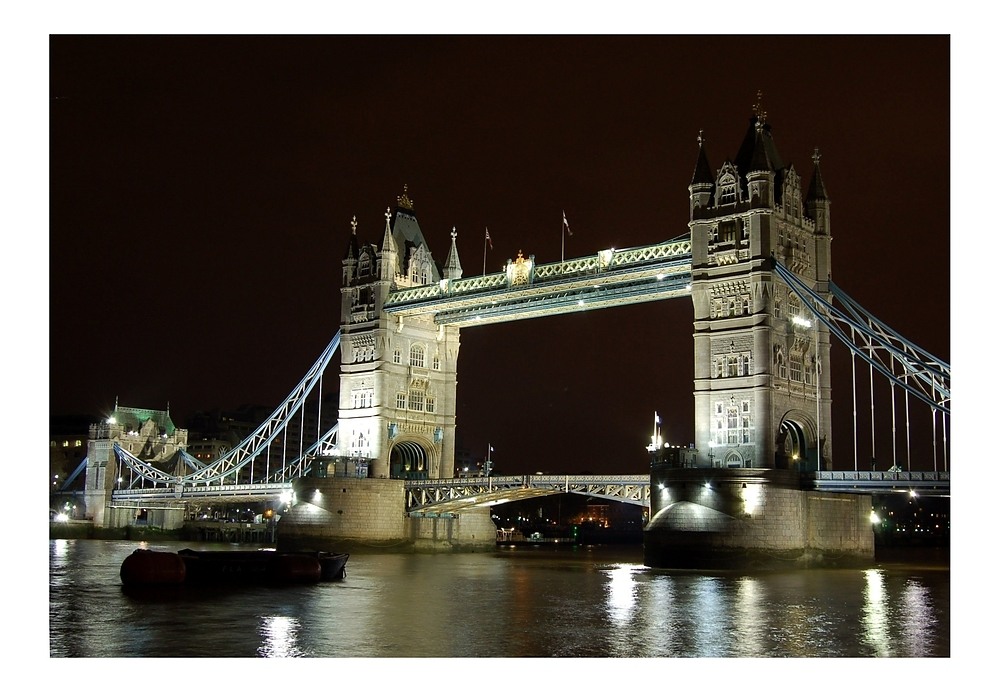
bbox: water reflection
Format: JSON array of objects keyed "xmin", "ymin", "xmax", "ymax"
[
  {"xmin": 901, "ymin": 579, "xmax": 938, "ymax": 657},
  {"xmin": 48, "ymin": 541, "xmax": 949, "ymax": 658},
  {"xmin": 258, "ymin": 616, "xmax": 304, "ymax": 657},
  {"xmin": 862, "ymin": 569, "xmax": 891, "ymax": 657}
]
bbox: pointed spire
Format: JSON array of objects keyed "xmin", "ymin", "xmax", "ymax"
[
  {"xmin": 343, "ymin": 215, "xmax": 360, "ymax": 260},
  {"xmin": 379, "ymin": 206, "xmax": 399, "ymax": 280},
  {"xmin": 748, "ymin": 124, "xmax": 774, "ymax": 173},
  {"xmin": 442, "ymin": 226, "xmax": 463, "ymax": 280},
  {"xmin": 690, "ymin": 130, "xmax": 715, "ymax": 186},
  {"xmin": 806, "ymin": 147, "xmax": 829, "ymax": 201},
  {"xmin": 381, "ymin": 206, "xmax": 397, "ymax": 253}
]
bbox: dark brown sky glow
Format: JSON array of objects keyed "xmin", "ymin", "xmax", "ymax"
[{"xmin": 46, "ymin": 34, "xmax": 952, "ymax": 474}]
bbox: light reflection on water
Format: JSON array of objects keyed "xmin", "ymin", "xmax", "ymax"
[{"xmin": 48, "ymin": 540, "xmax": 949, "ymax": 658}]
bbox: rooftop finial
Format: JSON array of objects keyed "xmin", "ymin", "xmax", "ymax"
[
  {"xmin": 812, "ymin": 147, "xmax": 822, "ymax": 167},
  {"xmin": 451, "ymin": 226, "xmax": 457, "ymax": 241},
  {"xmin": 697, "ymin": 129, "xmax": 705, "ymax": 146},
  {"xmin": 350, "ymin": 215, "xmax": 357, "ymax": 234},
  {"xmin": 397, "ymin": 184, "xmax": 414, "ymax": 210},
  {"xmin": 752, "ymin": 89, "xmax": 767, "ymax": 124}
]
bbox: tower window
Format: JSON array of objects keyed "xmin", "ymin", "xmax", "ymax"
[
  {"xmin": 396, "ymin": 393, "xmax": 406, "ymax": 409},
  {"xmin": 408, "ymin": 390, "xmax": 425, "ymax": 412},
  {"xmin": 409, "ymin": 344, "xmax": 425, "ymax": 368},
  {"xmin": 432, "ymin": 354, "xmax": 441, "ymax": 370},
  {"xmin": 393, "ymin": 349, "xmax": 401, "ymax": 365}
]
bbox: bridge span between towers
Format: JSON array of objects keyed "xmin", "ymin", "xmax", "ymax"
[{"xmin": 402, "ymin": 471, "xmax": 950, "ymax": 514}]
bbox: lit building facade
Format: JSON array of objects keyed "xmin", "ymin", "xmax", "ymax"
[
  {"xmin": 339, "ymin": 188, "xmax": 463, "ymax": 480},
  {"xmin": 689, "ymin": 104, "xmax": 833, "ymax": 470}
]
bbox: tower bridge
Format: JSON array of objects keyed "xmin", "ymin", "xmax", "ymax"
[{"xmin": 73, "ymin": 107, "xmax": 950, "ymax": 567}]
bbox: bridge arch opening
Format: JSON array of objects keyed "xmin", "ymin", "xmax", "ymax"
[
  {"xmin": 776, "ymin": 415, "xmax": 817, "ymax": 471},
  {"xmin": 389, "ymin": 439, "xmax": 434, "ymax": 480}
]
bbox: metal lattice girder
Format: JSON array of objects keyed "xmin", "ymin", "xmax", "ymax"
[
  {"xmin": 384, "ymin": 238, "xmax": 693, "ymax": 326},
  {"xmin": 405, "ymin": 475, "xmax": 651, "ymax": 513},
  {"xmin": 772, "ymin": 261, "xmax": 949, "ymax": 414},
  {"xmin": 113, "ymin": 331, "xmax": 341, "ymax": 487}
]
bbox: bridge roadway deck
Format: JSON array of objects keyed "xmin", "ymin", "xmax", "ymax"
[{"xmin": 109, "ymin": 471, "xmax": 950, "ymax": 509}]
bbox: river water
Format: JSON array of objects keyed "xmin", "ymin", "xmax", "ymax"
[{"xmin": 46, "ymin": 538, "xmax": 951, "ymax": 665}]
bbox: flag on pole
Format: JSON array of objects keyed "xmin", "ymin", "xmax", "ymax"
[
  {"xmin": 562, "ymin": 210, "xmax": 573, "ymax": 236},
  {"xmin": 485, "ymin": 227, "xmax": 493, "ymax": 250}
]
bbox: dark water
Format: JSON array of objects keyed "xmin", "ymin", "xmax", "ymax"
[{"xmin": 48, "ymin": 539, "xmax": 949, "ymax": 660}]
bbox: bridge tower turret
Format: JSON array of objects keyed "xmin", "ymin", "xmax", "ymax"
[
  {"xmin": 338, "ymin": 187, "xmax": 461, "ymax": 480},
  {"xmin": 688, "ymin": 99, "xmax": 833, "ymax": 472}
]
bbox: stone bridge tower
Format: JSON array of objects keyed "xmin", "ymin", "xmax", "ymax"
[
  {"xmin": 689, "ymin": 104, "xmax": 833, "ymax": 471},
  {"xmin": 338, "ymin": 188, "xmax": 462, "ymax": 480}
]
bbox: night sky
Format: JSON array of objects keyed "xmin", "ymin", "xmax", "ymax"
[{"xmin": 44, "ymin": 34, "xmax": 954, "ymax": 475}]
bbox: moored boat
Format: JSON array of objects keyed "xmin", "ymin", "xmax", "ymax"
[{"xmin": 120, "ymin": 548, "xmax": 349, "ymax": 587}]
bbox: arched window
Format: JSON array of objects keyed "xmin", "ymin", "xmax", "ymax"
[{"xmin": 409, "ymin": 344, "xmax": 425, "ymax": 368}]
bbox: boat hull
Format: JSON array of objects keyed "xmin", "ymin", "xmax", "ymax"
[{"xmin": 120, "ymin": 548, "xmax": 349, "ymax": 587}]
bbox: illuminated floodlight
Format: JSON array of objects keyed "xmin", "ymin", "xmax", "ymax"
[
  {"xmin": 280, "ymin": 490, "xmax": 293, "ymax": 505},
  {"xmin": 704, "ymin": 482, "xmax": 712, "ymax": 490},
  {"xmin": 54, "ymin": 513, "xmax": 69, "ymax": 522},
  {"xmin": 870, "ymin": 510, "xmax": 881, "ymax": 524},
  {"xmin": 909, "ymin": 489, "xmax": 918, "ymax": 498},
  {"xmin": 791, "ymin": 315, "xmax": 812, "ymax": 328}
]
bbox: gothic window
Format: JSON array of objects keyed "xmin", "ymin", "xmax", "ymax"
[
  {"xmin": 776, "ymin": 347, "xmax": 787, "ymax": 379},
  {"xmin": 351, "ymin": 388, "xmax": 374, "ymax": 409},
  {"xmin": 774, "ymin": 297, "xmax": 782, "ymax": 320},
  {"xmin": 426, "ymin": 397, "xmax": 436, "ymax": 413},
  {"xmin": 741, "ymin": 354, "xmax": 750, "ymax": 376},
  {"xmin": 727, "ymin": 406, "xmax": 739, "ymax": 444},
  {"xmin": 728, "ymin": 298, "xmax": 737, "ymax": 316},
  {"xmin": 409, "ymin": 344, "xmax": 425, "ymax": 368},
  {"xmin": 720, "ymin": 220, "xmax": 737, "ymax": 244},
  {"xmin": 432, "ymin": 354, "xmax": 441, "ymax": 370},
  {"xmin": 408, "ymin": 390, "xmax": 425, "ymax": 412},
  {"xmin": 358, "ymin": 253, "xmax": 371, "ymax": 277},
  {"xmin": 805, "ymin": 355, "xmax": 814, "ymax": 386},
  {"xmin": 396, "ymin": 393, "xmax": 406, "ymax": 409},
  {"xmin": 393, "ymin": 349, "xmax": 401, "ymax": 365},
  {"xmin": 727, "ymin": 355, "xmax": 739, "ymax": 377},
  {"xmin": 742, "ymin": 296, "xmax": 751, "ymax": 315},
  {"xmin": 741, "ymin": 416, "xmax": 752, "ymax": 444},
  {"xmin": 718, "ymin": 173, "xmax": 737, "ymax": 206},
  {"xmin": 716, "ymin": 403, "xmax": 723, "ymax": 415},
  {"xmin": 790, "ymin": 351, "xmax": 803, "ymax": 382}
]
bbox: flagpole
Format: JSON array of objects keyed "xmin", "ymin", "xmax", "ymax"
[
  {"xmin": 483, "ymin": 228, "xmax": 487, "ymax": 275},
  {"xmin": 561, "ymin": 210, "xmax": 571, "ymax": 262}
]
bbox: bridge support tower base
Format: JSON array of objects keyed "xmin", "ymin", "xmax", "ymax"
[
  {"xmin": 644, "ymin": 469, "xmax": 874, "ymax": 569},
  {"xmin": 276, "ymin": 477, "xmax": 497, "ymax": 553}
]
